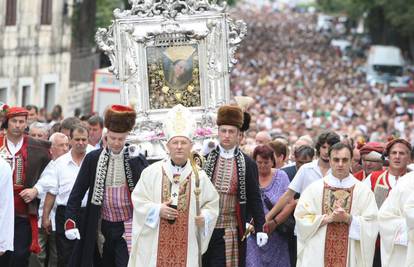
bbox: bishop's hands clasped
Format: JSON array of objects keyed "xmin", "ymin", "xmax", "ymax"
[{"xmin": 160, "ymin": 199, "xmax": 178, "ymax": 220}]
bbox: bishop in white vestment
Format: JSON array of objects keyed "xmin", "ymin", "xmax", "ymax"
[
  {"xmin": 403, "ymin": 191, "xmax": 414, "ymax": 267},
  {"xmin": 379, "ymin": 172, "xmax": 414, "ymax": 267},
  {"xmin": 128, "ymin": 104, "xmax": 219, "ymax": 266},
  {"xmin": 294, "ymin": 143, "xmax": 378, "ymax": 267}
]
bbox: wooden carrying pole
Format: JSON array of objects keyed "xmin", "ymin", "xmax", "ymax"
[{"xmin": 189, "ymin": 152, "xmax": 202, "ymax": 267}]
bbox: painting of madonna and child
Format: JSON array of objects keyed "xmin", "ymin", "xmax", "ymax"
[{"xmin": 147, "ymin": 44, "xmax": 202, "ymax": 110}]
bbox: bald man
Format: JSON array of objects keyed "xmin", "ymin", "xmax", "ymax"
[{"xmin": 255, "ymin": 131, "xmax": 272, "ymax": 145}]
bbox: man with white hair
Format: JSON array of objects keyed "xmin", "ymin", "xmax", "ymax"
[
  {"xmin": 40, "ymin": 126, "xmax": 90, "ymax": 267},
  {"xmin": 29, "ymin": 122, "xmax": 49, "ymax": 141},
  {"xmin": 129, "ymin": 104, "xmax": 219, "ymax": 266},
  {"xmin": 22, "ymin": 133, "xmax": 69, "ymax": 267},
  {"xmin": 255, "ymin": 131, "xmax": 272, "ymax": 145},
  {"xmin": 295, "ymin": 135, "xmax": 314, "ymax": 148}
]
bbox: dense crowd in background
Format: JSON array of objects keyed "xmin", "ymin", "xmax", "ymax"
[
  {"xmin": 230, "ymin": 5, "xmax": 414, "ymax": 147},
  {"xmin": 1, "ymin": 6, "xmax": 413, "ymax": 149}
]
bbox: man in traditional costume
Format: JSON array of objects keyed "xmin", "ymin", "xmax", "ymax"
[
  {"xmin": 353, "ymin": 141, "xmax": 385, "ymax": 181},
  {"xmin": 363, "ymin": 138, "xmax": 411, "ymax": 266},
  {"xmin": 64, "ymin": 105, "xmax": 148, "ymax": 267},
  {"xmin": 128, "ymin": 104, "xmax": 219, "ymax": 266},
  {"xmin": 203, "ymin": 105, "xmax": 267, "ymax": 267},
  {"xmin": 294, "ymin": 142, "xmax": 378, "ymax": 266},
  {"xmin": 0, "ymin": 106, "xmax": 51, "ymax": 267},
  {"xmin": 364, "ymin": 138, "xmax": 411, "ymax": 207},
  {"xmin": 403, "ymin": 192, "xmax": 414, "ymax": 266},
  {"xmin": 378, "ymin": 170, "xmax": 414, "ymax": 266},
  {"xmin": 0, "ymin": 158, "xmax": 14, "ymax": 265}
]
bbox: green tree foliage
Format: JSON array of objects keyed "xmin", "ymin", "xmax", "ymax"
[
  {"xmin": 76, "ymin": 0, "xmax": 238, "ymax": 49},
  {"xmin": 380, "ymin": 0, "xmax": 414, "ymax": 36},
  {"xmin": 226, "ymin": 0, "xmax": 238, "ymax": 6},
  {"xmin": 96, "ymin": 0, "xmax": 125, "ymax": 29},
  {"xmin": 72, "ymin": 0, "xmax": 97, "ymax": 49},
  {"xmin": 318, "ymin": 0, "xmax": 414, "ymax": 37},
  {"xmin": 96, "ymin": 0, "xmax": 237, "ymax": 30}
]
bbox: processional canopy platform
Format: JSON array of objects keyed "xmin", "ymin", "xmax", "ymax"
[{"xmin": 96, "ymin": 0, "xmax": 246, "ymax": 159}]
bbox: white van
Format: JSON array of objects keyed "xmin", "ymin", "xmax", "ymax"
[
  {"xmin": 366, "ymin": 45, "xmax": 404, "ymax": 84},
  {"xmin": 330, "ymin": 39, "xmax": 351, "ymax": 59},
  {"xmin": 316, "ymin": 14, "xmax": 334, "ymax": 32}
]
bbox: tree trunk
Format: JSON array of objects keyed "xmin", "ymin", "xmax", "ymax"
[
  {"xmin": 76, "ymin": 0, "xmax": 97, "ymax": 49},
  {"xmin": 408, "ymin": 34, "xmax": 414, "ymax": 61}
]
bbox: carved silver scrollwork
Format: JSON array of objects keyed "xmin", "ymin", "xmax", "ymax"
[
  {"xmin": 123, "ymin": 27, "xmax": 139, "ymax": 78},
  {"xmin": 134, "ymin": 119, "xmax": 163, "ymax": 134},
  {"xmin": 200, "ymin": 107, "xmax": 216, "ymax": 128},
  {"xmin": 227, "ymin": 17, "xmax": 247, "ymax": 70},
  {"xmin": 95, "ymin": 24, "xmax": 118, "ymax": 78},
  {"xmin": 206, "ymin": 19, "xmax": 221, "ymax": 79},
  {"xmin": 114, "ymin": 0, "xmax": 227, "ymax": 20}
]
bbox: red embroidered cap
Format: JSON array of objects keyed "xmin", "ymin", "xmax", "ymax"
[
  {"xmin": 6, "ymin": 106, "xmax": 29, "ymax": 118},
  {"xmin": 359, "ymin": 142, "xmax": 385, "ymax": 155}
]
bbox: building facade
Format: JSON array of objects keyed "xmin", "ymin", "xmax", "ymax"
[{"xmin": 0, "ymin": 0, "xmax": 73, "ymax": 114}]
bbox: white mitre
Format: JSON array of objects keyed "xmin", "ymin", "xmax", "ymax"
[{"xmin": 163, "ymin": 104, "xmax": 196, "ymax": 143}]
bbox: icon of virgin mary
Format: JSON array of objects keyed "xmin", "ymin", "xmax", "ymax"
[{"xmin": 162, "ymin": 45, "xmax": 196, "ymax": 91}]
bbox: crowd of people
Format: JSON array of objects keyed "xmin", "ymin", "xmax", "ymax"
[
  {"xmin": 2, "ymin": 100, "xmax": 414, "ymax": 267},
  {"xmin": 230, "ymin": 6, "xmax": 414, "ymax": 146},
  {"xmin": 1, "ymin": 4, "xmax": 414, "ymax": 267}
]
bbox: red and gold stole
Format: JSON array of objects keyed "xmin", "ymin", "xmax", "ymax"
[
  {"xmin": 322, "ymin": 183, "xmax": 355, "ymax": 267},
  {"xmin": 156, "ymin": 168, "xmax": 192, "ymax": 267},
  {"xmin": 371, "ymin": 170, "xmax": 404, "ymax": 208}
]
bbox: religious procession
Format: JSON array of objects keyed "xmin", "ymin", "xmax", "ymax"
[{"xmin": 1, "ymin": 0, "xmax": 414, "ymax": 267}]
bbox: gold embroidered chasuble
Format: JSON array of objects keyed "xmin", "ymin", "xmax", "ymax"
[
  {"xmin": 294, "ymin": 175, "xmax": 379, "ymax": 267},
  {"xmin": 128, "ymin": 159, "xmax": 219, "ymax": 267}
]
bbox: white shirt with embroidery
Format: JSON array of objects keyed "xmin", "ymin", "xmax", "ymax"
[
  {"xmin": 0, "ymin": 158, "xmax": 14, "ymax": 252},
  {"xmin": 218, "ymin": 144, "xmax": 236, "ymax": 159}
]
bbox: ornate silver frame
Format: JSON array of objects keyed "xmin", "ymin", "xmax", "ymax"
[{"xmin": 96, "ymin": 0, "xmax": 246, "ymax": 158}]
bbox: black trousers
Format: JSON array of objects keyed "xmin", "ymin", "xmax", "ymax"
[
  {"xmin": 287, "ymin": 234, "xmax": 297, "ymax": 267},
  {"xmin": 101, "ymin": 220, "xmax": 128, "ymax": 267},
  {"xmin": 56, "ymin": 206, "xmax": 77, "ymax": 267},
  {"xmin": 0, "ymin": 251, "xmax": 11, "ymax": 266},
  {"xmin": 4, "ymin": 216, "xmax": 32, "ymax": 267},
  {"xmin": 202, "ymin": 228, "xmax": 226, "ymax": 267},
  {"xmin": 373, "ymin": 246, "xmax": 381, "ymax": 267}
]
